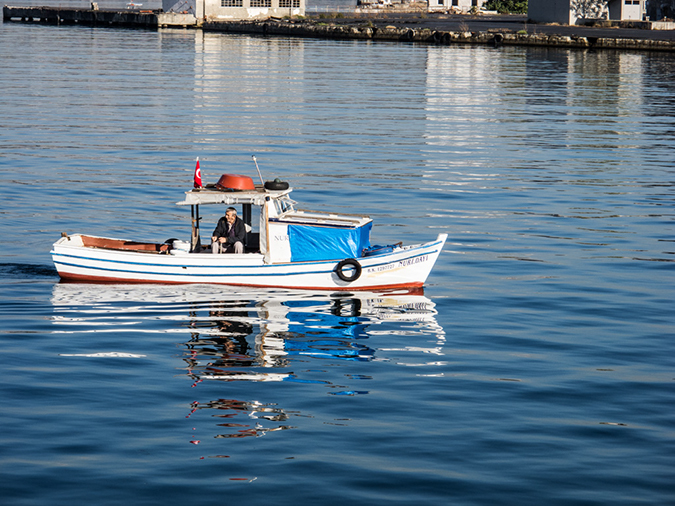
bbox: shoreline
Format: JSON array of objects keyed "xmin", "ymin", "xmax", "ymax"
[
  {"xmin": 203, "ymin": 17, "xmax": 675, "ymax": 52},
  {"xmin": 4, "ymin": 6, "xmax": 675, "ymax": 52}
]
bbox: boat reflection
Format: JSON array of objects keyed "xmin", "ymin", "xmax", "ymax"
[
  {"xmin": 51, "ymin": 283, "xmax": 444, "ymax": 446},
  {"xmin": 186, "ymin": 398, "xmax": 295, "ymax": 439}
]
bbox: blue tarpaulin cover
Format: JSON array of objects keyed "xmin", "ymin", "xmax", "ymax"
[{"xmin": 288, "ymin": 222, "xmax": 372, "ymax": 262}]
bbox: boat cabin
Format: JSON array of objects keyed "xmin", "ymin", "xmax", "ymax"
[{"xmin": 177, "ymin": 179, "xmax": 373, "ymax": 264}]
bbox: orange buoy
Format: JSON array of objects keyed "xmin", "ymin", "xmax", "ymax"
[{"xmin": 215, "ymin": 174, "xmax": 255, "ymax": 191}]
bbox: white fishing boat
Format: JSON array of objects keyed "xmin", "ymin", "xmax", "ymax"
[{"xmin": 51, "ymin": 159, "xmax": 447, "ymax": 291}]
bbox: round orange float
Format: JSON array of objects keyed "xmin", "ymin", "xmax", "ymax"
[{"xmin": 215, "ymin": 174, "xmax": 255, "ymax": 191}]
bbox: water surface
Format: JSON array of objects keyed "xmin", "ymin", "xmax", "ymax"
[{"xmin": 0, "ymin": 22, "xmax": 673, "ymax": 505}]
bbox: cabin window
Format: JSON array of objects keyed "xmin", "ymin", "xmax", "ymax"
[
  {"xmin": 250, "ymin": 0, "xmax": 271, "ymax": 6},
  {"xmin": 221, "ymin": 0, "xmax": 243, "ymax": 6},
  {"xmin": 274, "ymin": 198, "xmax": 294, "ymax": 215},
  {"xmin": 279, "ymin": 0, "xmax": 300, "ymax": 7}
]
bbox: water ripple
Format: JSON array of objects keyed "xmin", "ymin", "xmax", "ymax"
[{"xmin": 1, "ymin": 23, "xmax": 674, "ymax": 506}]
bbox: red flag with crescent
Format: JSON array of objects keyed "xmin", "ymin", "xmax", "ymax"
[{"xmin": 194, "ymin": 157, "xmax": 202, "ymax": 188}]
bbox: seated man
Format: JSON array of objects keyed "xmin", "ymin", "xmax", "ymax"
[{"xmin": 211, "ymin": 207, "xmax": 246, "ymax": 254}]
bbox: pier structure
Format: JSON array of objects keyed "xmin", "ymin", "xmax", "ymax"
[
  {"xmin": 3, "ymin": 5, "xmax": 675, "ymax": 52},
  {"xmin": 2, "ymin": 5, "xmax": 197, "ymax": 27}
]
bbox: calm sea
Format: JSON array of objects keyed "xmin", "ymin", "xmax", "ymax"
[{"xmin": 0, "ymin": 20, "xmax": 673, "ymax": 505}]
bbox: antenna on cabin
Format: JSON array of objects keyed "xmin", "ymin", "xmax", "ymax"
[{"xmin": 252, "ymin": 155, "xmax": 264, "ymax": 186}]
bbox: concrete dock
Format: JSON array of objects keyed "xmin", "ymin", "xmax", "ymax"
[
  {"xmin": 3, "ymin": 5, "xmax": 675, "ymax": 52},
  {"xmin": 202, "ymin": 17, "xmax": 675, "ymax": 52},
  {"xmin": 2, "ymin": 5, "xmax": 196, "ymax": 27}
]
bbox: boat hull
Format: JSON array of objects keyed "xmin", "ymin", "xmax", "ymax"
[{"xmin": 51, "ymin": 233, "xmax": 447, "ymax": 291}]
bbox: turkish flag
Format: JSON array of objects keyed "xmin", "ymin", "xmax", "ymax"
[{"xmin": 194, "ymin": 158, "xmax": 202, "ymax": 188}]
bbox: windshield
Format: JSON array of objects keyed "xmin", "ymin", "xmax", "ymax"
[{"xmin": 274, "ymin": 198, "xmax": 294, "ymax": 215}]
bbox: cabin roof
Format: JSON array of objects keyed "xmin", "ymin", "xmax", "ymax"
[
  {"xmin": 277, "ymin": 210, "xmax": 372, "ymax": 228},
  {"xmin": 176, "ymin": 186, "xmax": 293, "ymax": 206}
]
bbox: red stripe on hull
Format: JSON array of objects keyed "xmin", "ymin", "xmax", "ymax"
[{"xmin": 56, "ymin": 271, "xmax": 424, "ymax": 294}]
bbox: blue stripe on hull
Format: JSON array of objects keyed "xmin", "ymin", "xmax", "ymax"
[
  {"xmin": 52, "ymin": 245, "xmax": 442, "ymax": 278},
  {"xmin": 53, "ymin": 258, "xmax": 333, "ymax": 278}
]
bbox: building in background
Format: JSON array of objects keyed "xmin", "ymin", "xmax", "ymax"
[
  {"xmin": 428, "ymin": 0, "xmax": 484, "ymax": 13},
  {"xmin": 609, "ymin": 0, "xmax": 645, "ymax": 20},
  {"xmin": 164, "ymin": 0, "xmax": 305, "ymax": 20},
  {"xmin": 528, "ymin": 0, "xmax": 646, "ymax": 24}
]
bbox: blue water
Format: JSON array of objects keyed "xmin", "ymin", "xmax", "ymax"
[{"xmin": 1, "ymin": 21, "xmax": 674, "ymax": 505}]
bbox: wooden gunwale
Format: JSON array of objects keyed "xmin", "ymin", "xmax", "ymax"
[{"xmin": 81, "ymin": 235, "xmax": 162, "ymax": 253}]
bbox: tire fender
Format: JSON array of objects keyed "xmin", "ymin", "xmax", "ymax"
[{"xmin": 335, "ymin": 258, "xmax": 362, "ymax": 282}]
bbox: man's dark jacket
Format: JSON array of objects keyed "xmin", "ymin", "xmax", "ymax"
[{"xmin": 212, "ymin": 216, "xmax": 246, "ymax": 245}]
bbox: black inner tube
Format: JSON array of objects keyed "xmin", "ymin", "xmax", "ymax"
[
  {"xmin": 335, "ymin": 258, "xmax": 362, "ymax": 282},
  {"xmin": 264, "ymin": 180, "xmax": 289, "ymax": 191}
]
